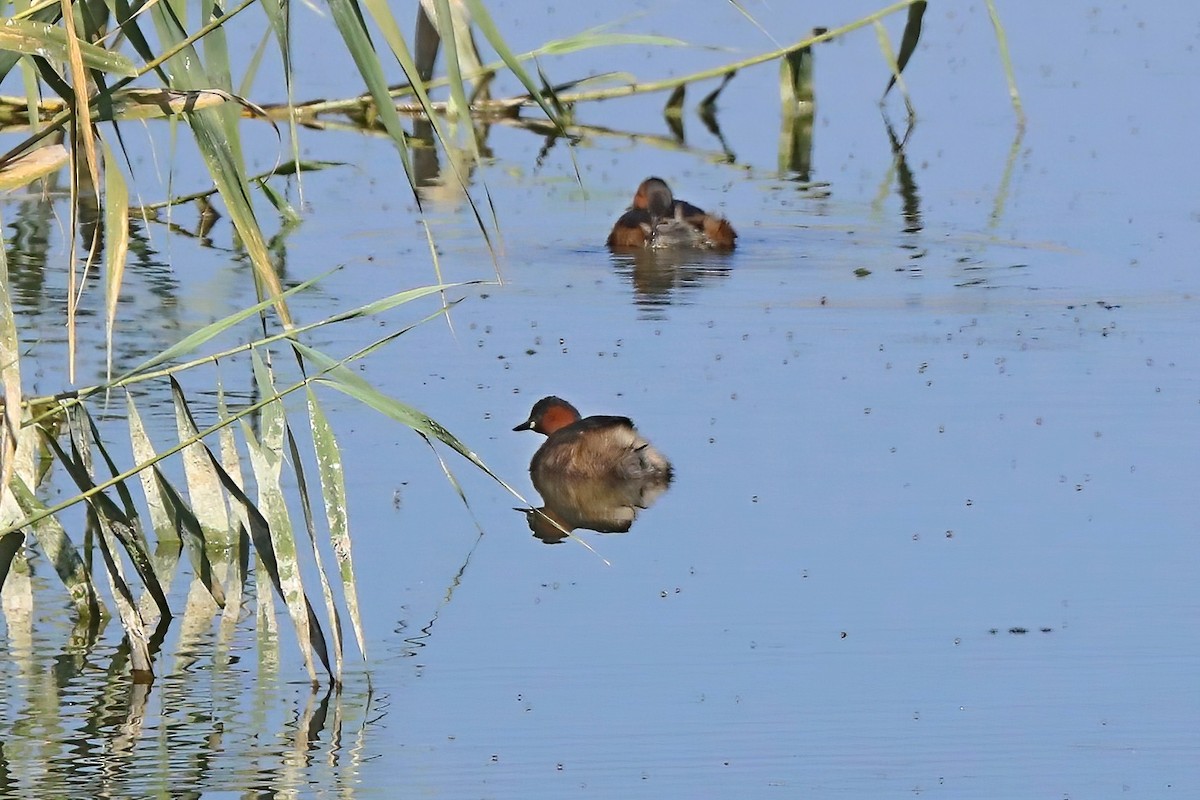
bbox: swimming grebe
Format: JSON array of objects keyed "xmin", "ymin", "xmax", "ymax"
[
  {"xmin": 607, "ymin": 177, "xmax": 737, "ymax": 251},
  {"xmin": 513, "ymin": 396, "xmax": 674, "ymax": 485}
]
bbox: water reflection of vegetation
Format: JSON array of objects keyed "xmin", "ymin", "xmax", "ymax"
[{"xmin": 0, "ymin": 636, "xmax": 379, "ymax": 796}]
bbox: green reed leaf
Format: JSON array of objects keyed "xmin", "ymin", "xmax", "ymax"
[
  {"xmin": 245, "ymin": 351, "xmax": 329, "ymax": 683},
  {"xmin": 286, "ymin": 425, "xmax": 345, "ymax": 680},
  {"xmin": 7, "ymin": 475, "xmax": 104, "ymax": 618},
  {"xmin": 172, "ymin": 376, "xmax": 234, "ymax": 548},
  {"xmin": 0, "ymin": 19, "xmax": 137, "ymax": 76},
  {"xmin": 44, "ymin": 418, "xmax": 170, "ymax": 620},
  {"xmin": 327, "ymin": 0, "xmax": 419, "ymax": 201},
  {"xmin": 306, "ymin": 386, "xmax": 367, "ymax": 664},
  {"xmin": 101, "ymin": 138, "xmax": 129, "ymax": 380},
  {"xmin": 126, "ymin": 393, "xmax": 176, "ymax": 542},
  {"xmin": 884, "ymin": 0, "xmax": 925, "ymax": 97}
]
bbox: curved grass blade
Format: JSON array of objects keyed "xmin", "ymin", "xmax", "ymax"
[
  {"xmin": 316, "ymin": 281, "xmax": 477, "ymax": 328},
  {"xmin": 538, "ymin": 30, "xmax": 691, "ymax": 57},
  {"xmin": 550, "ymin": 2, "xmax": 918, "ymax": 106},
  {"xmin": 82, "ymin": 408, "xmax": 150, "ymax": 547},
  {"xmin": 78, "ymin": 275, "xmax": 444, "ymax": 410},
  {"xmin": 239, "ymin": 421, "xmax": 329, "ymax": 683},
  {"xmin": 985, "ymin": 0, "xmax": 1025, "ymax": 125},
  {"xmin": 306, "ymin": 386, "xmax": 367, "ymax": 664},
  {"xmin": 292, "ymin": 341, "xmax": 525, "ymax": 501},
  {"xmin": 188, "ymin": 107, "xmax": 291, "ymax": 325},
  {"xmin": 163, "ymin": 382, "xmax": 236, "ymax": 608},
  {"xmin": 416, "ymin": 431, "xmax": 485, "ymax": 537},
  {"xmin": 873, "ymin": 19, "xmax": 914, "ymax": 120},
  {"xmin": 883, "ymin": 0, "xmax": 925, "ymax": 97},
  {"xmin": 256, "ymin": 178, "xmax": 302, "ymax": 225},
  {"xmin": 418, "ymin": 430, "xmax": 614, "ymax": 561},
  {"xmin": 303, "ymin": 351, "xmax": 605, "ymax": 559},
  {"xmin": 297, "ymin": 336, "xmax": 622, "ymax": 558}
]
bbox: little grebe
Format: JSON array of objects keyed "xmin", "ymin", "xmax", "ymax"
[
  {"xmin": 607, "ymin": 177, "xmax": 737, "ymax": 251},
  {"xmin": 513, "ymin": 396, "xmax": 674, "ymax": 486}
]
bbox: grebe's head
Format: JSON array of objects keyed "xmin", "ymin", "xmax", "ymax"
[
  {"xmin": 632, "ymin": 177, "xmax": 675, "ymax": 219},
  {"xmin": 513, "ymin": 396, "xmax": 583, "ymax": 436}
]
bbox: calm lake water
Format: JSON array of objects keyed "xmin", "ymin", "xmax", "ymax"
[{"xmin": 2, "ymin": 1, "xmax": 1198, "ymax": 797}]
